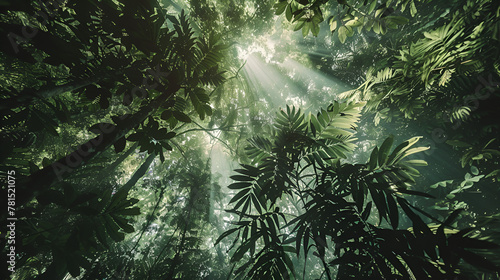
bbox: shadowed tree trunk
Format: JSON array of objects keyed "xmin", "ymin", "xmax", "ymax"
[{"xmin": 12, "ymin": 78, "xmax": 180, "ymax": 213}]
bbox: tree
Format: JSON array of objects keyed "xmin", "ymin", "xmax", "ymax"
[
  {"xmin": 1, "ymin": 0, "xmax": 226, "ymax": 209},
  {"xmin": 338, "ymin": 0, "xmax": 500, "ymax": 122},
  {"xmin": 219, "ymin": 102, "xmax": 500, "ymax": 279},
  {"xmin": 1, "ymin": 1, "xmax": 227, "ymax": 279},
  {"xmin": 274, "ymin": 0, "xmax": 430, "ymax": 40},
  {"xmin": 2, "ymin": 0, "xmax": 500, "ymax": 279},
  {"xmin": 271, "ymin": 0, "xmax": 500, "ymax": 241},
  {"xmin": 77, "ymin": 147, "xmax": 227, "ymax": 279}
]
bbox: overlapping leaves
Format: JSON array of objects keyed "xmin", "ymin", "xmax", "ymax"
[
  {"xmin": 219, "ymin": 103, "xmax": 500, "ymax": 279},
  {"xmin": 20, "ymin": 183, "xmax": 140, "ymax": 278},
  {"xmin": 274, "ymin": 0, "xmax": 425, "ymax": 41},
  {"xmin": 338, "ymin": 0, "xmax": 499, "ymax": 122}
]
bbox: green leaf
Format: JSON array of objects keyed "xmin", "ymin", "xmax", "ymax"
[
  {"xmin": 231, "ymin": 237, "xmax": 253, "ymax": 262},
  {"xmin": 111, "ymin": 215, "xmax": 135, "ymax": 233},
  {"xmin": 338, "ymin": 25, "xmax": 347, "ymax": 43},
  {"xmin": 430, "ymin": 180, "xmax": 453, "ymax": 188},
  {"xmin": 403, "ymin": 159, "xmax": 428, "ymax": 166},
  {"xmin": 472, "ymin": 154, "xmax": 484, "ymax": 160},
  {"xmin": 311, "ymin": 22, "xmax": 320, "ymax": 37},
  {"xmin": 378, "ymin": 135, "xmax": 394, "ymax": 166},
  {"xmin": 361, "ymin": 201, "xmax": 373, "ymax": 221},
  {"xmin": 397, "ymin": 197, "xmax": 432, "ymax": 237},
  {"xmin": 285, "ymin": 4, "xmax": 292, "ymax": 21},
  {"xmin": 161, "ymin": 110, "xmax": 173, "ymax": 120},
  {"xmin": 127, "ymin": 132, "xmax": 143, "ymax": 142},
  {"xmin": 401, "ymin": 147, "xmax": 430, "ymax": 159},
  {"xmin": 228, "ymin": 182, "xmax": 252, "ymax": 189},
  {"xmin": 345, "ymin": 19, "xmax": 363, "ymax": 28},
  {"xmin": 215, "ymin": 227, "xmax": 239, "ymax": 245},
  {"xmin": 441, "ymin": 209, "xmax": 463, "ymax": 229},
  {"xmin": 274, "ymin": 1, "xmax": 287, "ymax": 15},
  {"xmin": 368, "ymin": 0, "xmax": 377, "ymax": 14},
  {"xmin": 294, "ymin": 20, "xmax": 306, "ymax": 31},
  {"xmin": 302, "ymin": 21, "xmax": 310, "ymax": 37},
  {"xmin": 410, "ymin": 1, "xmax": 417, "ymax": 17},
  {"xmin": 373, "ymin": 20, "xmax": 381, "ymax": 34},
  {"xmin": 386, "ymin": 193, "xmax": 399, "ymax": 229},
  {"xmin": 470, "ymin": 166, "xmax": 479, "ymax": 175},
  {"xmin": 486, "ymin": 169, "xmax": 500, "ymax": 178},
  {"xmin": 396, "ymin": 188, "xmax": 435, "ymax": 198},
  {"xmin": 103, "ymin": 214, "xmax": 125, "ymax": 242},
  {"xmin": 387, "ymin": 137, "xmax": 420, "ymax": 165},
  {"xmin": 251, "ymin": 194, "xmax": 263, "ymax": 214},
  {"xmin": 368, "ymin": 146, "xmax": 379, "ymax": 170},
  {"xmin": 230, "ymin": 175, "xmax": 253, "ymax": 181},
  {"xmin": 172, "ymin": 111, "xmax": 191, "ymax": 123},
  {"xmin": 237, "ymin": 165, "xmax": 261, "ymax": 176},
  {"xmin": 369, "ymin": 188, "xmax": 387, "ymax": 225},
  {"xmin": 229, "ymin": 188, "xmax": 251, "ymax": 204},
  {"xmin": 95, "ymin": 223, "xmax": 108, "ymax": 247},
  {"xmin": 108, "ymin": 187, "xmax": 131, "ymax": 211},
  {"xmin": 330, "ymin": 18, "xmax": 338, "ymax": 32},
  {"xmin": 458, "ymin": 237, "xmax": 500, "ymax": 250}
]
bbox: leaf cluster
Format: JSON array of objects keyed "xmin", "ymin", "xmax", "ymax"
[
  {"xmin": 219, "ymin": 104, "xmax": 500, "ymax": 279},
  {"xmin": 274, "ymin": 0, "xmax": 426, "ymax": 41}
]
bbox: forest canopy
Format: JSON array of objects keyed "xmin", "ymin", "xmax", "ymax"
[{"xmin": 1, "ymin": 0, "xmax": 500, "ymax": 279}]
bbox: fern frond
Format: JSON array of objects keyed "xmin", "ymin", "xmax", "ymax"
[
  {"xmin": 198, "ymin": 65, "xmax": 226, "ymax": 87},
  {"xmin": 190, "ymin": 34, "xmax": 227, "ymax": 81},
  {"xmin": 374, "ymin": 67, "xmax": 396, "ymax": 83},
  {"xmin": 245, "ymin": 135, "xmax": 273, "ymax": 164},
  {"xmin": 450, "ymin": 106, "xmax": 471, "ymax": 123},
  {"xmin": 438, "ymin": 69, "xmax": 454, "ymax": 86},
  {"xmin": 168, "ymin": 10, "xmax": 197, "ymax": 72}
]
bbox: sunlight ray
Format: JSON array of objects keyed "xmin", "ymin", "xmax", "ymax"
[
  {"xmin": 241, "ymin": 53, "xmax": 306, "ymax": 109},
  {"xmin": 280, "ymin": 58, "xmax": 352, "ymax": 101}
]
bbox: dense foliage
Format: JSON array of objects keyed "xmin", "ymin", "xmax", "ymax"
[{"xmin": 1, "ymin": 0, "xmax": 499, "ymax": 279}]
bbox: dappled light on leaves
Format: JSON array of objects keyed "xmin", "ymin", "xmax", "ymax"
[{"xmin": 1, "ymin": 0, "xmax": 499, "ymax": 279}]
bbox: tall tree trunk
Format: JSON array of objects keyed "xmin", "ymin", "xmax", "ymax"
[
  {"xmin": 121, "ymin": 152, "xmax": 156, "ymax": 192},
  {"xmin": 96, "ymin": 142, "xmax": 138, "ymax": 182},
  {"xmin": 14, "ymin": 79, "xmax": 181, "ymax": 211}
]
